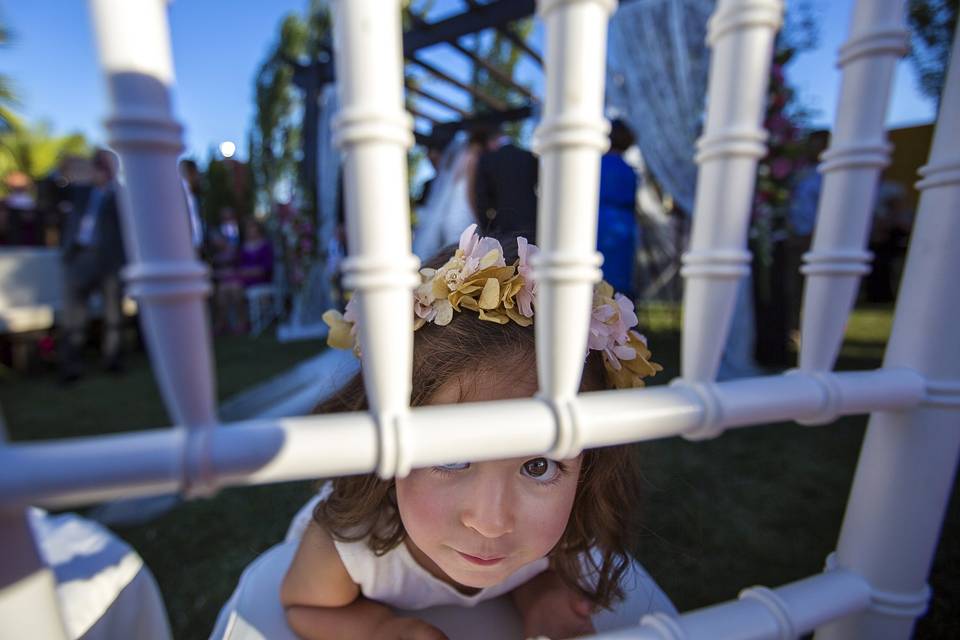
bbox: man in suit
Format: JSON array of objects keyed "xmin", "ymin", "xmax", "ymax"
[
  {"xmin": 473, "ymin": 131, "xmax": 539, "ymax": 237},
  {"xmin": 59, "ymin": 149, "xmax": 128, "ymax": 381}
]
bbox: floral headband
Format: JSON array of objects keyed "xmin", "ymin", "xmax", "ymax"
[{"xmin": 323, "ymin": 224, "xmax": 662, "ymax": 389}]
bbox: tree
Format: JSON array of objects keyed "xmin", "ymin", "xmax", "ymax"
[
  {"xmin": 248, "ymin": 1, "xmax": 334, "ymax": 218},
  {"xmin": 248, "ymin": 13, "xmax": 308, "ymax": 217},
  {"xmin": 749, "ymin": 3, "xmax": 819, "ymax": 366},
  {"xmin": 907, "ymin": 0, "xmax": 958, "ymax": 109},
  {"xmin": 0, "ymin": 114, "xmax": 88, "ymax": 188},
  {"xmin": 202, "ymin": 150, "xmax": 253, "ymax": 227},
  {"xmin": 0, "ymin": 20, "xmax": 18, "ymax": 133},
  {"xmin": 248, "ymin": 2, "xmax": 335, "ymax": 302},
  {"xmin": 751, "ymin": 1, "xmax": 820, "ymax": 260}
]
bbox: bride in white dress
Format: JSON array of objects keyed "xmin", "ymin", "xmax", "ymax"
[{"xmin": 412, "ymin": 131, "xmax": 485, "ymax": 261}]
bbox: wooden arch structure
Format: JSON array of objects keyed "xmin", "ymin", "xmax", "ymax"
[{"xmin": 288, "ymin": 0, "xmax": 546, "ymax": 207}]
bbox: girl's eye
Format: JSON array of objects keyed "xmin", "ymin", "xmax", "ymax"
[
  {"xmin": 435, "ymin": 462, "xmax": 470, "ymax": 472},
  {"xmin": 521, "ymin": 458, "xmax": 561, "ymax": 483}
]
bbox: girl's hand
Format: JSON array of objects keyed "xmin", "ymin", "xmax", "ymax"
[
  {"xmin": 373, "ymin": 615, "xmax": 449, "ymax": 640},
  {"xmin": 512, "ymin": 570, "xmax": 595, "ymax": 640}
]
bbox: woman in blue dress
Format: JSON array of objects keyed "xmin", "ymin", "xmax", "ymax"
[{"xmin": 597, "ymin": 119, "xmax": 639, "ymax": 299}]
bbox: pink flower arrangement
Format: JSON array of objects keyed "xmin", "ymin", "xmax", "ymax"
[
  {"xmin": 516, "ymin": 236, "xmax": 538, "ymax": 318},
  {"xmin": 588, "ymin": 282, "xmax": 642, "ymax": 370}
]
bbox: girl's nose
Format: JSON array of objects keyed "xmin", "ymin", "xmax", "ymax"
[{"xmin": 460, "ymin": 481, "xmax": 515, "ymax": 538}]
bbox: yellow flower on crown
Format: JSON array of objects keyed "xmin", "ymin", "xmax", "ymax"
[
  {"xmin": 587, "ymin": 281, "xmax": 663, "ymax": 388},
  {"xmin": 413, "ymin": 224, "xmax": 533, "ymax": 328},
  {"xmin": 323, "ymin": 224, "xmax": 661, "ymax": 389}
]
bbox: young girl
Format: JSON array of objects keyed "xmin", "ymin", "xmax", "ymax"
[{"xmin": 280, "ymin": 225, "xmax": 671, "ymax": 639}]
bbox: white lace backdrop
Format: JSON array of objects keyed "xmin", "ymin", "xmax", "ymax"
[{"xmin": 607, "ymin": 0, "xmax": 714, "ymax": 217}]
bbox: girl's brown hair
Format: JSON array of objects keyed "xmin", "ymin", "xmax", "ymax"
[{"xmin": 313, "ymin": 238, "xmax": 642, "ymax": 609}]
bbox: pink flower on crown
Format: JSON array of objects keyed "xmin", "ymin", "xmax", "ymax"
[
  {"xmin": 457, "ymin": 223, "xmax": 505, "ymax": 282},
  {"xmin": 588, "ymin": 283, "xmax": 640, "ymax": 370},
  {"xmin": 516, "ymin": 236, "xmax": 538, "ymax": 318},
  {"xmin": 343, "ymin": 295, "xmax": 359, "ymax": 325}
]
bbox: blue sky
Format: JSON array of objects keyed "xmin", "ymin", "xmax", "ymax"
[{"xmin": 0, "ymin": 0, "xmax": 936, "ymax": 164}]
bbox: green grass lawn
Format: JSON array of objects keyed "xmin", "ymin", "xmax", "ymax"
[{"xmin": 1, "ymin": 309, "xmax": 956, "ymax": 639}]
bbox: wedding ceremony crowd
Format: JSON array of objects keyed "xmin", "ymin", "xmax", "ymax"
[{"xmin": 0, "ymin": 114, "xmax": 920, "ymax": 379}]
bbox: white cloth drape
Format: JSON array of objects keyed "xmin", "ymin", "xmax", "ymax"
[
  {"xmin": 28, "ymin": 508, "xmax": 171, "ymax": 640},
  {"xmin": 606, "ymin": 0, "xmax": 715, "ymax": 215}
]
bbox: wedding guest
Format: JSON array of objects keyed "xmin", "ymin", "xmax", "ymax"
[
  {"xmin": 1, "ymin": 172, "xmax": 42, "ymax": 246},
  {"xmin": 785, "ymin": 130, "xmax": 829, "ymax": 344},
  {"xmin": 215, "ymin": 218, "xmax": 274, "ymax": 335},
  {"xmin": 474, "ymin": 128, "xmax": 538, "ymax": 236},
  {"xmin": 36, "ymin": 155, "xmax": 86, "ymax": 247},
  {"xmin": 59, "ymin": 149, "xmax": 127, "ymax": 381},
  {"xmin": 597, "ymin": 119, "xmax": 640, "ymax": 299}
]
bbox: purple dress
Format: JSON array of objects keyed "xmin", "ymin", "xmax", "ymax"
[{"xmin": 236, "ymin": 241, "xmax": 274, "ymax": 288}]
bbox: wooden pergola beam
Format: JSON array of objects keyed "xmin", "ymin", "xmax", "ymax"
[
  {"xmin": 498, "ymin": 24, "xmax": 543, "ymax": 68},
  {"xmin": 402, "ymin": 0, "xmax": 535, "ymax": 54},
  {"xmin": 405, "ymin": 82, "xmax": 470, "ymax": 117},
  {"xmin": 407, "ymin": 13, "xmax": 535, "ymax": 102},
  {"xmin": 407, "ymin": 105, "xmax": 440, "ymax": 126},
  {"xmin": 407, "ymin": 56, "xmax": 510, "ymax": 112},
  {"xmin": 463, "ymin": 0, "xmax": 543, "ymax": 68},
  {"xmin": 430, "ymin": 104, "xmax": 534, "ymax": 137}
]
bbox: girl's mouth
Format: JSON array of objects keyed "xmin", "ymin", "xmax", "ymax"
[{"xmin": 456, "ymin": 550, "xmax": 505, "ymax": 566}]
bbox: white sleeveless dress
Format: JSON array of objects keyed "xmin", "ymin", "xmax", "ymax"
[
  {"xmin": 335, "ymin": 532, "xmax": 548, "ymax": 610},
  {"xmin": 211, "ymin": 489, "xmax": 677, "ymax": 639}
]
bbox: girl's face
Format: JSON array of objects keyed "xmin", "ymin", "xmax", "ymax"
[{"xmin": 395, "ymin": 369, "xmax": 582, "ymax": 591}]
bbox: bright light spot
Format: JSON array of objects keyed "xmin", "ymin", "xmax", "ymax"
[{"xmin": 219, "ymin": 141, "xmax": 236, "ymax": 158}]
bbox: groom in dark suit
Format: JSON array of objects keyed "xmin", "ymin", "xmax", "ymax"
[
  {"xmin": 473, "ymin": 132, "xmax": 539, "ymax": 237},
  {"xmin": 59, "ymin": 149, "xmax": 128, "ymax": 381}
]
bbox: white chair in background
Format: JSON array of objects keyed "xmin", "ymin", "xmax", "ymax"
[
  {"xmin": 244, "ymin": 258, "xmax": 286, "ymax": 337},
  {"xmin": 244, "ymin": 283, "xmax": 280, "ymax": 336}
]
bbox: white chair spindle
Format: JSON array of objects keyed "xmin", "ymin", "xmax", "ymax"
[
  {"xmin": 799, "ymin": 0, "xmax": 909, "ymax": 372},
  {"xmin": 815, "ymin": 21, "xmax": 960, "ymax": 640},
  {"xmin": 330, "ymin": 0, "xmax": 419, "ymax": 479},
  {"xmin": 0, "ymin": 368, "xmax": 924, "ymax": 510},
  {"xmin": 680, "ymin": 0, "xmax": 784, "ymax": 382},
  {"xmin": 532, "ymin": 0, "xmax": 614, "ymax": 460},
  {"xmin": 89, "ymin": 0, "xmax": 218, "ymax": 496}
]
